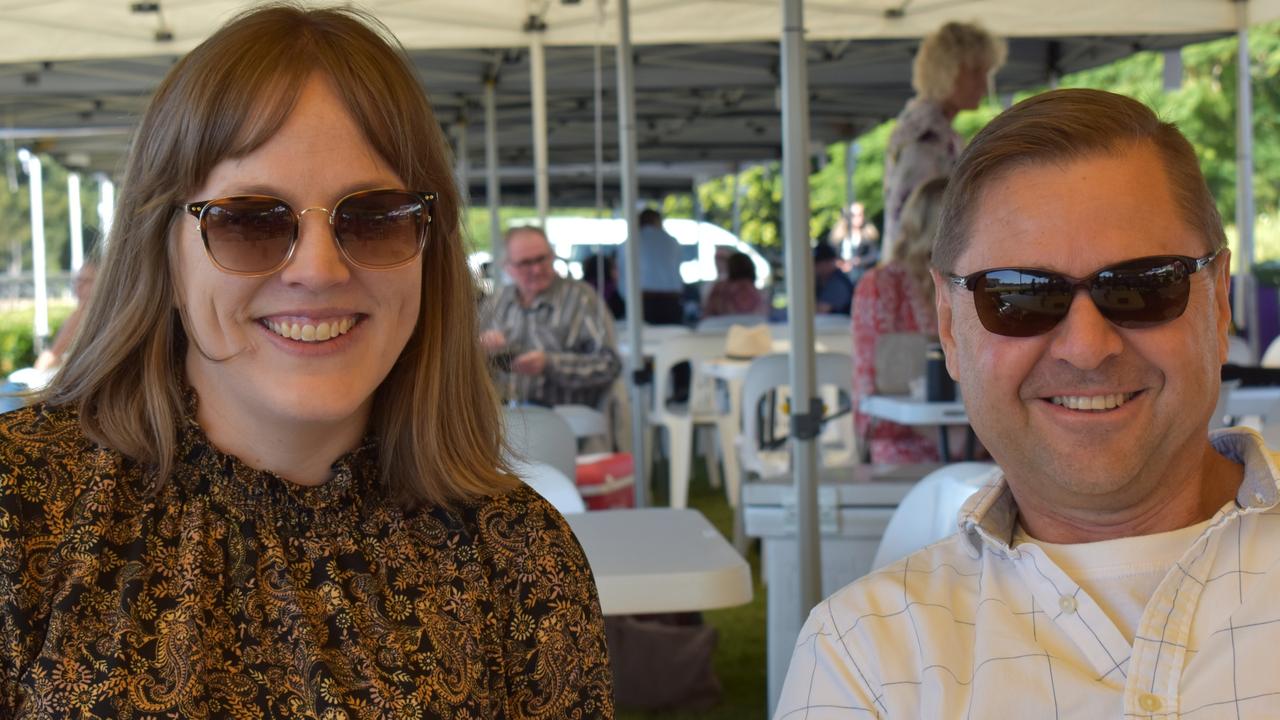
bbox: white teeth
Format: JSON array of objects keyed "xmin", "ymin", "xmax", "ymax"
[
  {"xmin": 1050, "ymin": 393, "xmax": 1133, "ymax": 411},
  {"xmin": 265, "ymin": 317, "xmax": 357, "ymax": 343}
]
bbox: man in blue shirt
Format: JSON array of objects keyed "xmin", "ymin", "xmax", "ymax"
[{"xmin": 618, "ymin": 208, "xmax": 686, "ymax": 324}]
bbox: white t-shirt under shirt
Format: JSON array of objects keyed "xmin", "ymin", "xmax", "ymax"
[{"xmin": 1013, "ymin": 509, "xmax": 1224, "ymax": 644}]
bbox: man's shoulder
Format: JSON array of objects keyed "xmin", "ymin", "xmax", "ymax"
[
  {"xmin": 553, "ymin": 276, "xmax": 602, "ymax": 303},
  {"xmin": 0, "ymin": 402, "xmax": 87, "ymax": 461},
  {"xmin": 824, "ymin": 532, "xmax": 984, "ymax": 622}
]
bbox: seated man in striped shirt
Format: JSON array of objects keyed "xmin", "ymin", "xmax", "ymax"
[
  {"xmin": 481, "ymin": 225, "xmax": 621, "ymax": 408},
  {"xmin": 775, "ymin": 89, "xmax": 1276, "ymax": 718}
]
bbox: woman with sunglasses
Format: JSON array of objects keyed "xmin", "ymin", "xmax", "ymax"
[{"xmin": 0, "ymin": 6, "xmax": 612, "ymax": 718}]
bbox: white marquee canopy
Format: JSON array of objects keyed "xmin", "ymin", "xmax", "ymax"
[{"xmin": 0, "ymin": 0, "xmax": 1277, "ymax": 63}]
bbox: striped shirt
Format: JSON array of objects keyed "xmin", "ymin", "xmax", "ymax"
[
  {"xmin": 776, "ymin": 428, "xmax": 1280, "ymax": 719},
  {"xmin": 482, "ymin": 275, "xmax": 621, "ymax": 408}
]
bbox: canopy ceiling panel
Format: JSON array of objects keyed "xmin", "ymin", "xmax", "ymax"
[
  {"xmin": 0, "ymin": 0, "xmax": 1275, "ymax": 62},
  {"xmin": 0, "ymin": 0, "xmax": 1269, "ymax": 204}
]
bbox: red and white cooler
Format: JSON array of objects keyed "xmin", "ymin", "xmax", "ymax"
[{"xmin": 574, "ymin": 452, "xmax": 636, "ymax": 510}]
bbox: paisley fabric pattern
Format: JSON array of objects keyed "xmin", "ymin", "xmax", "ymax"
[{"xmin": 0, "ymin": 402, "xmax": 614, "ymax": 719}]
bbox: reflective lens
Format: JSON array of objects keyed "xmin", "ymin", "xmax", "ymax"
[
  {"xmin": 950, "ymin": 251, "xmax": 1221, "ymax": 338},
  {"xmin": 199, "ymin": 197, "xmax": 296, "ymax": 274},
  {"xmin": 333, "ymin": 190, "xmax": 429, "ymax": 268},
  {"xmin": 187, "ymin": 189, "xmax": 434, "ymax": 275}
]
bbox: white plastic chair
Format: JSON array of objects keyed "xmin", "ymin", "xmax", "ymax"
[
  {"xmin": 765, "ymin": 324, "xmax": 852, "ymax": 355},
  {"xmin": 502, "ymin": 406, "xmax": 577, "ymax": 480},
  {"xmin": 1211, "ymin": 379, "xmax": 1240, "ymax": 431},
  {"xmin": 650, "ymin": 331, "xmax": 731, "ymax": 508},
  {"xmin": 510, "ymin": 460, "xmax": 587, "ymax": 514},
  {"xmin": 813, "ymin": 313, "xmax": 851, "ymax": 331},
  {"xmin": 736, "ymin": 352, "xmax": 859, "ymax": 482},
  {"xmin": 871, "ymin": 462, "xmax": 997, "ymax": 570},
  {"xmin": 553, "ymin": 404, "xmax": 610, "ymax": 440},
  {"xmin": 1262, "ymin": 335, "xmax": 1280, "ymax": 368},
  {"xmin": 697, "ymin": 314, "xmax": 766, "ymax": 332},
  {"xmin": 1228, "ymin": 335, "xmax": 1255, "ymax": 366}
]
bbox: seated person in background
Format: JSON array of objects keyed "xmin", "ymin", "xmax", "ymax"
[
  {"xmin": 580, "ymin": 251, "xmax": 625, "ymax": 319},
  {"xmin": 0, "ymin": 6, "xmax": 611, "ymax": 716},
  {"xmin": 35, "ymin": 259, "xmax": 97, "ymax": 371},
  {"xmin": 851, "ymin": 177, "xmax": 948, "ymax": 463},
  {"xmin": 482, "ymin": 225, "xmax": 621, "ymax": 407},
  {"xmin": 703, "ymin": 251, "xmax": 767, "ymax": 317},
  {"xmin": 813, "ymin": 241, "xmax": 854, "ymax": 315},
  {"xmin": 777, "ymin": 88, "xmax": 1262, "ymax": 718}
]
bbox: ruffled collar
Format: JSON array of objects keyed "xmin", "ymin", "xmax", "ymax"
[{"xmin": 172, "ymin": 386, "xmax": 381, "ymax": 525}]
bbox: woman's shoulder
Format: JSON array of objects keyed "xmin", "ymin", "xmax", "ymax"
[
  {"xmin": 0, "ymin": 402, "xmax": 94, "ymax": 472},
  {"xmin": 457, "ymin": 484, "xmax": 584, "ymax": 553},
  {"xmin": 0, "ymin": 402, "xmax": 118, "ymax": 557}
]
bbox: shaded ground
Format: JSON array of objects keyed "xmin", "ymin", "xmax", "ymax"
[{"xmin": 616, "ymin": 462, "xmax": 768, "ymax": 720}]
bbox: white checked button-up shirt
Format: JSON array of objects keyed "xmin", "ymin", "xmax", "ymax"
[{"xmin": 775, "ymin": 428, "xmax": 1280, "ymax": 719}]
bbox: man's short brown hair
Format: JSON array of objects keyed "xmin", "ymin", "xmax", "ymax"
[{"xmin": 933, "ymin": 88, "xmax": 1226, "ymax": 273}]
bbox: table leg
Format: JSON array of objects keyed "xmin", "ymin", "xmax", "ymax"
[{"xmin": 938, "ymin": 427, "xmax": 951, "ymax": 462}]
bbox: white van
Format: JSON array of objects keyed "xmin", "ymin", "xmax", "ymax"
[{"xmin": 512, "ymin": 217, "xmax": 770, "ymax": 289}]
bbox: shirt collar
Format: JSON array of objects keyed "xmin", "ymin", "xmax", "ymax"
[{"xmin": 958, "ymin": 427, "xmax": 1280, "ymax": 555}]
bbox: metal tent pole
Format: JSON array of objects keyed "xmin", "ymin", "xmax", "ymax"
[
  {"xmin": 68, "ymin": 172, "xmax": 83, "ymax": 272},
  {"xmin": 453, "ymin": 120, "xmax": 470, "ymax": 202},
  {"xmin": 484, "ymin": 78, "xmax": 504, "ymax": 279},
  {"xmin": 1235, "ymin": 0, "xmax": 1259, "ymax": 361},
  {"xmin": 97, "ymin": 175, "xmax": 114, "ymax": 247},
  {"xmin": 780, "ymin": 0, "xmax": 821, "ymax": 705},
  {"xmin": 18, "ymin": 149, "xmax": 48, "ymax": 349},
  {"xmin": 529, "ymin": 22, "xmax": 550, "ymax": 226},
  {"xmin": 616, "ymin": 0, "xmax": 648, "ymax": 508},
  {"xmin": 594, "ymin": 42, "xmax": 605, "ymax": 214}
]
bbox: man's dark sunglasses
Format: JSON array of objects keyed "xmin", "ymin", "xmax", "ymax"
[
  {"xmin": 947, "ymin": 249, "xmax": 1223, "ymax": 338},
  {"xmin": 184, "ymin": 188, "xmax": 436, "ymax": 276}
]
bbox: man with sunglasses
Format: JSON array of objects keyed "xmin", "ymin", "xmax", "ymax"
[
  {"xmin": 482, "ymin": 225, "xmax": 621, "ymax": 408},
  {"xmin": 776, "ymin": 89, "xmax": 1280, "ymax": 718}
]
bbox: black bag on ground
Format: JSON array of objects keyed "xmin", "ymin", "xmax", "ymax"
[{"xmin": 604, "ymin": 612, "xmax": 722, "ymax": 712}]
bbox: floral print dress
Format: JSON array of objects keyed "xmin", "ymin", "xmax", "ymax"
[
  {"xmin": 852, "ymin": 263, "xmax": 940, "ymax": 463},
  {"xmin": 0, "ymin": 401, "xmax": 614, "ymax": 719}
]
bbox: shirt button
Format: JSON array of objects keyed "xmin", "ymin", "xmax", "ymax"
[
  {"xmin": 1138, "ymin": 693, "xmax": 1163, "ymax": 712},
  {"xmin": 1059, "ymin": 595, "xmax": 1077, "ymax": 614}
]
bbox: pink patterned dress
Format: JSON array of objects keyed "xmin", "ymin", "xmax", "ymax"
[
  {"xmin": 703, "ymin": 279, "xmax": 768, "ymax": 317},
  {"xmin": 852, "ymin": 263, "xmax": 940, "ymax": 463}
]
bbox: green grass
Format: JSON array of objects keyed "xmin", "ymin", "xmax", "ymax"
[
  {"xmin": 0, "ymin": 301, "xmax": 76, "ymax": 374},
  {"xmin": 617, "ymin": 461, "xmax": 768, "ymax": 720}
]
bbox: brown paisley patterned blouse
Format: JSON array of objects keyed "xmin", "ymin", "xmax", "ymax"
[{"xmin": 0, "ymin": 402, "xmax": 614, "ymax": 719}]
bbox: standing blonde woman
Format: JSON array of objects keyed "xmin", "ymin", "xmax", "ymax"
[
  {"xmin": 882, "ymin": 21, "xmax": 1005, "ymax": 256},
  {"xmin": 0, "ymin": 5, "xmax": 612, "ymax": 718},
  {"xmin": 853, "ymin": 177, "xmax": 950, "ymax": 463}
]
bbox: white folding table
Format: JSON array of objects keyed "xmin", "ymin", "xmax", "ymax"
[{"xmin": 565, "ymin": 508, "xmax": 752, "ymax": 616}]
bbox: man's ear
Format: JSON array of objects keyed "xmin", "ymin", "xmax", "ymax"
[
  {"xmin": 931, "ymin": 268, "xmax": 960, "ymax": 380},
  {"xmin": 1214, "ymin": 248, "xmax": 1232, "ymax": 365}
]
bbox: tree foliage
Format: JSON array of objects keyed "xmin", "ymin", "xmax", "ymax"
[
  {"xmin": 688, "ymin": 22, "xmax": 1280, "ymax": 258},
  {"xmin": 2, "ymin": 24, "xmax": 1278, "ymax": 270}
]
